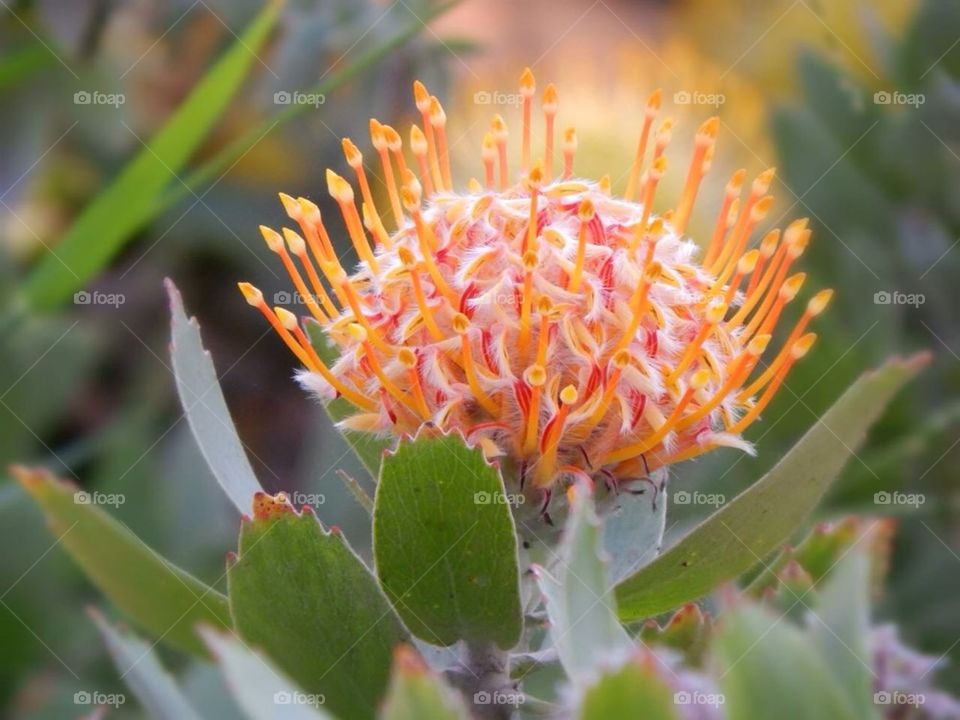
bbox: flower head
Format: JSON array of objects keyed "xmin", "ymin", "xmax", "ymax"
[{"xmin": 239, "ymin": 69, "xmax": 831, "ymax": 489}]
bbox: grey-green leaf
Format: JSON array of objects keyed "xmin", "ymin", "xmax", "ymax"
[
  {"xmin": 201, "ymin": 627, "xmax": 333, "ymax": 720},
  {"xmin": 13, "ymin": 465, "xmax": 231, "ymax": 657},
  {"xmin": 577, "ymin": 657, "xmax": 679, "ymax": 720},
  {"xmin": 380, "ymin": 645, "xmax": 469, "ymax": 720},
  {"xmin": 91, "ymin": 610, "xmax": 204, "ymax": 720},
  {"xmin": 810, "ymin": 546, "xmax": 878, "ymax": 719},
  {"xmin": 227, "ymin": 503, "xmax": 408, "ymax": 720},
  {"xmin": 167, "ymin": 280, "xmax": 262, "ymax": 514},
  {"xmin": 615, "ymin": 354, "xmax": 928, "ymax": 621},
  {"xmin": 373, "ymin": 433, "xmax": 523, "ymax": 649},
  {"xmin": 713, "ymin": 604, "xmax": 859, "ymax": 720},
  {"xmin": 536, "ymin": 487, "xmax": 632, "ymax": 684},
  {"xmin": 602, "ymin": 467, "xmax": 668, "ymax": 584}
]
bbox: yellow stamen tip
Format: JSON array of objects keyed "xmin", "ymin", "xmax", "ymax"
[
  {"xmin": 760, "ymin": 230, "xmax": 780, "ymax": 257},
  {"xmin": 369, "ymin": 118, "xmax": 387, "ymax": 149},
  {"xmin": 452, "ymin": 312, "xmax": 470, "ymax": 334},
  {"xmin": 238, "ymin": 282, "xmax": 263, "ymax": 306},
  {"xmin": 578, "ymin": 198, "xmax": 595, "ymax": 221},
  {"xmin": 428, "ymin": 96, "xmax": 446, "ymax": 126},
  {"xmin": 397, "ymin": 246, "xmax": 416, "ymax": 268},
  {"xmin": 260, "ymin": 225, "xmax": 284, "ymax": 253},
  {"xmin": 755, "ymin": 167, "xmax": 777, "ymax": 193},
  {"xmin": 522, "ymin": 250, "xmax": 538, "ymax": 270},
  {"xmin": 520, "ymin": 67, "xmax": 536, "ymax": 95},
  {"xmin": 808, "ymin": 288, "xmax": 834, "ymax": 316},
  {"xmin": 282, "ymin": 227, "xmax": 306, "ymax": 255},
  {"xmin": 278, "ymin": 192, "xmax": 300, "ymax": 218},
  {"xmin": 383, "ymin": 125, "xmax": 402, "ymax": 151},
  {"xmin": 410, "ymin": 124, "xmax": 427, "ymax": 154},
  {"xmin": 793, "ymin": 332, "xmax": 817, "ymax": 358},
  {"xmin": 647, "ymin": 88, "xmax": 663, "ymax": 111},
  {"xmin": 342, "ymin": 138, "xmax": 362, "ymax": 167},
  {"xmin": 275, "ymin": 307, "xmax": 298, "ymax": 331},
  {"xmin": 751, "ymin": 195, "xmax": 774, "ymax": 219},
  {"xmin": 738, "ymin": 249, "xmax": 760, "ymax": 274},
  {"xmin": 543, "ymin": 83, "xmax": 558, "ymax": 112},
  {"xmin": 560, "ymin": 384, "xmax": 578, "ymax": 405},
  {"xmin": 348, "ymin": 323, "xmax": 368, "ymax": 342},
  {"xmin": 413, "ymin": 80, "xmax": 430, "ymax": 111},
  {"xmin": 748, "ymin": 334, "xmax": 772, "ymax": 355},
  {"xmin": 491, "ymin": 114, "xmax": 508, "ymax": 140},
  {"xmin": 326, "ymin": 169, "xmax": 354, "ymax": 203},
  {"xmin": 398, "ymin": 347, "xmax": 417, "ymax": 368},
  {"xmin": 562, "ymin": 127, "xmax": 577, "ymax": 151},
  {"xmin": 524, "ymin": 364, "xmax": 546, "ymax": 387},
  {"xmin": 612, "ymin": 349, "xmax": 632, "ymax": 368},
  {"xmin": 781, "ymin": 272, "xmax": 806, "ymax": 300},
  {"xmin": 690, "ymin": 368, "xmax": 711, "ymax": 390},
  {"xmin": 698, "ymin": 116, "xmax": 720, "ymax": 139},
  {"xmin": 706, "ymin": 300, "xmax": 727, "ymax": 324}
]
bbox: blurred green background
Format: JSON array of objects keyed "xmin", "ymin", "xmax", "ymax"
[{"xmin": 0, "ymin": 0, "xmax": 957, "ymax": 716}]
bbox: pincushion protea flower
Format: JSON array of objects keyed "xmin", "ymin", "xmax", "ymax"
[{"xmin": 238, "ymin": 68, "xmax": 832, "ymax": 495}]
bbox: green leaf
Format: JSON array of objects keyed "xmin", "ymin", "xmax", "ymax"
[
  {"xmin": 380, "ymin": 645, "xmax": 469, "ymax": 720},
  {"xmin": 201, "ymin": 626, "xmax": 333, "ymax": 720},
  {"xmin": 227, "ymin": 498, "xmax": 408, "ymax": 720},
  {"xmin": 167, "ymin": 280, "xmax": 262, "ymax": 513},
  {"xmin": 713, "ymin": 605, "xmax": 859, "ymax": 720},
  {"xmin": 535, "ymin": 486, "xmax": 632, "ymax": 684},
  {"xmin": 13, "ymin": 465, "xmax": 231, "ymax": 657},
  {"xmin": 810, "ymin": 547, "xmax": 877, "ymax": 719},
  {"xmin": 153, "ymin": 0, "xmax": 459, "ymax": 216},
  {"xmin": 373, "ymin": 433, "xmax": 523, "ymax": 649},
  {"xmin": 602, "ymin": 467, "xmax": 667, "ymax": 584},
  {"xmin": 577, "ymin": 657, "xmax": 679, "ymax": 720},
  {"xmin": 90, "ymin": 609, "xmax": 204, "ymax": 720},
  {"xmin": 305, "ymin": 319, "xmax": 391, "ymax": 477},
  {"xmin": 615, "ymin": 354, "xmax": 928, "ymax": 622},
  {"xmin": 21, "ymin": 2, "xmax": 280, "ymax": 311}
]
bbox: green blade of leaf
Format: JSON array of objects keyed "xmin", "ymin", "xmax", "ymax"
[
  {"xmin": 200, "ymin": 626, "xmax": 334, "ymax": 720},
  {"xmin": 810, "ymin": 546, "xmax": 877, "ymax": 719},
  {"xmin": 577, "ymin": 657, "xmax": 679, "ymax": 720},
  {"xmin": 153, "ymin": 0, "xmax": 460, "ymax": 215},
  {"xmin": 21, "ymin": 2, "xmax": 280, "ymax": 311},
  {"xmin": 535, "ymin": 486, "xmax": 632, "ymax": 684},
  {"xmin": 714, "ymin": 604, "xmax": 859, "ymax": 720},
  {"xmin": 90, "ymin": 609, "xmax": 205, "ymax": 720},
  {"xmin": 615, "ymin": 353, "xmax": 929, "ymax": 622},
  {"xmin": 373, "ymin": 432, "xmax": 523, "ymax": 649},
  {"xmin": 167, "ymin": 280, "xmax": 262, "ymax": 513},
  {"xmin": 12, "ymin": 465, "xmax": 231, "ymax": 657},
  {"xmin": 227, "ymin": 499, "xmax": 408, "ymax": 720},
  {"xmin": 380, "ymin": 645, "xmax": 469, "ymax": 720}
]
